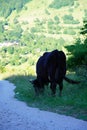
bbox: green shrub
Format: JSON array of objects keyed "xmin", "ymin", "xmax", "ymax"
[
  {"xmin": 10, "ymin": 54, "xmax": 21, "ymax": 66},
  {"xmin": 5, "ymin": 24, "xmax": 23, "ymax": 41},
  {"xmin": 66, "ymin": 38, "xmax": 87, "ymax": 68},
  {"xmin": 0, "ymin": 0, "xmax": 31, "ymax": 18},
  {"xmin": 20, "ymin": 57, "xmax": 27, "ymax": 64},
  {"xmin": 0, "ymin": 65, "xmax": 6, "ymax": 73},
  {"xmin": 45, "ymin": 9, "xmax": 50, "ymax": 15},
  {"xmin": 0, "ymin": 33, "xmax": 5, "ymax": 42},
  {"xmin": 30, "ymin": 27, "xmax": 38, "ymax": 33},
  {"xmin": 68, "ymin": 8, "xmax": 73, "ymax": 12},
  {"xmin": 7, "ymin": 47, "xmax": 14, "ymax": 54},
  {"xmin": 48, "ymin": 19, "xmax": 54, "ymax": 26},
  {"xmin": 49, "ymin": 0, "xmax": 75, "ymax": 9},
  {"xmin": 55, "ymin": 26, "xmax": 61, "ymax": 33},
  {"xmin": 84, "ymin": 9, "xmax": 87, "ymax": 18},
  {"xmin": 63, "ymin": 28, "xmax": 76, "ymax": 35},
  {"xmin": 58, "ymin": 38, "xmax": 65, "ymax": 45},
  {"xmin": 63, "ymin": 15, "xmax": 80, "ymax": 24},
  {"xmin": 13, "ymin": 18, "xmax": 19, "ymax": 24},
  {"xmin": 28, "ymin": 59, "xmax": 35, "ymax": 66},
  {"xmin": 54, "ymin": 16, "xmax": 60, "ymax": 24},
  {"xmin": 0, "ymin": 21, "xmax": 4, "ymax": 33}
]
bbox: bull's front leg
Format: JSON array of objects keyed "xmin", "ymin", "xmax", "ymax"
[
  {"xmin": 59, "ymin": 81, "xmax": 63, "ymax": 97},
  {"xmin": 39, "ymin": 78, "xmax": 45, "ymax": 95},
  {"xmin": 50, "ymin": 82, "xmax": 57, "ymax": 96}
]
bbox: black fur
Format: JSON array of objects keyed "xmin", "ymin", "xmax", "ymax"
[{"xmin": 32, "ymin": 49, "xmax": 80, "ymax": 96}]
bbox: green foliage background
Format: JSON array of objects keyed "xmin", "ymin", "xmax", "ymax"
[{"xmin": 0, "ymin": 0, "xmax": 31, "ymax": 18}]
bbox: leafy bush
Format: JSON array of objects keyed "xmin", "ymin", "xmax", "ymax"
[
  {"xmin": 45, "ymin": 9, "xmax": 50, "ymax": 15},
  {"xmin": 13, "ymin": 18, "xmax": 19, "ymax": 24},
  {"xmin": 20, "ymin": 57, "xmax": 27, "ymax": 64},
  {"xmin": 58, "ymin": 38, "xmax": 65, "ymax": 45},
  {"xmin": 0, "ymin": 33, "xmax": 5, "ymax": 42},
  {"xmin": 63, "ymin": 15, "xmax": 73, "ymax": 21},
  {"xmin": 0, "ymin": 65, "xmax": 6, "ymax": 73},
  {"xmin": 49, "ymin": 0, "xmax": 75, "ymax": 9},
  {"xmin": 0, "ymin": 21, "xmax": 4, "ymax": 33},
  {"xmin": 68, "ymin": 8, "xmax": 73, "ymax": 13},
  {"xmin": 65, "ymin": 20, "xmax": 87, "ymax": 68},
  {"xmin": 30, "ymin": 27, "xmax": 38, "ymax": 33},
  {"xmin": 48, "ymin": 19, "xmax": 54, "ymax": 26},
  {"xmin": 66, "ymin": 38, "xmax": 87, "ymax": 68},
  {"xmin": 6, "ymin": 24, "xmax": 23, "ymax": 41},
  {"xmin": 54, "ymin": 16, "xmax": 60, "ymax": 24},
  {"xmin": 63, "ymin": 15, "xmax": 80, "ymax": 24},
  {"xmin": 80, "ymin": 20, "xmax": 87, "ymax": 35},
  {"xmin": 10, "ymin": 54, "xmax": 21, "ymax": 66},
  {"xmin": 7, "ymin": 47, "xmax": 14, "ymax": 54},
  {"xmin": 0, "ymin": 0, "xmax": 31, "ymax": 18},
  {"xmin": 63, "ymin": 28, "xmax": 76, "ymax": 35},
  {"xmin": 84, "ymin": 9, "xmax": 87, "ymax": 18}
]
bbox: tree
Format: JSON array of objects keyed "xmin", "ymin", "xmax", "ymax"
[
  {"xmin": 80, "ymin": 20, "xmax": 87, "ymax": 35},
  {"xmin": 0, "ymin": 21, "xmax": 4, "ymax": 33},
  {"xmin": 6, "ymin": 24, "xmax": 23, "ymax": 42},
  {"xmin": 65, "ymin": 20, "xmax": 87, "ymax": 67},
  {"xmin": 0, "ymin": 0, "xmax": 31, "ymax": 18},
  {"xmin": 49, "ymin": 0, "xmax": 75, "ymax": 9}
]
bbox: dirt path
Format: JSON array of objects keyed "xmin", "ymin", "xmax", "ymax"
[{"xmin": 0, "ymin": 80, "xmax": 87, "ymax": 130}]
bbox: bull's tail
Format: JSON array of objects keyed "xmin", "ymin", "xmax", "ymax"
[{"xmin": 64, "ymin": 76, "xmax": 80, "ymax": 84}]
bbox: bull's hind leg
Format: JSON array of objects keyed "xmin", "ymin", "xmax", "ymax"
[
  {"xmin": 50, "ymin": 82, "xmax": 57, "ymax": 96},
  {"xmin": 59, "ymin": 82, "xmax": 63, "ymax": 97}
]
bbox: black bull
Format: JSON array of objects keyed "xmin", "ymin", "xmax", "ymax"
[{"xmin": 31, "ymin": 50, "xmax": 80, "ymax": 96}]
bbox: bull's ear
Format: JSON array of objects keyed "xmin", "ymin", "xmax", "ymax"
[
  {"xmin": 29, "ymin": 79, "xmax": 34, "ymax": 84},
  {"xmin": 29, "ymin": 79, "xmax": 37, "ymax": 84}
]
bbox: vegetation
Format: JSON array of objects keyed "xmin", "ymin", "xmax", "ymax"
[
  {"xmin": 63, "ymin": 28, "xmax": 76, "ymax": 35},
  {"xmin": 0, "ymin": 0, "xmax": 31, "ymax": 18},
  {"xmin": 62, "ymin": 14, "xmax": 80, "ymax": 24},
  {"xmin": 49, "ymin": 0, "xmax": 75, "ymax": 9},
  {"xmin": 66, "ymin": 20, "xmax": 87, "ymax": 68}
]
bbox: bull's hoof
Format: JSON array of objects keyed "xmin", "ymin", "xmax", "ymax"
[
  {"xmin": 51, "ymin": 93, "xmax": 56, "ymax": 97},
  {"xmin": 59, "ymin": 92, "xmax": 62, "ymax": 97}
]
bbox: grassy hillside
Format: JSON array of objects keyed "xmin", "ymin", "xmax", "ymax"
[
  {"xmin": 7, "ymin": 1, "xmax": 79, "ymax": 40},
  {"xmin": 1, "ymin": 0, "xmax": 86, "ymax": 43}
]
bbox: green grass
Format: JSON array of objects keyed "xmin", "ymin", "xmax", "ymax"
[{"xmin": 5, "ymin": 69, "xmax": 87, "ymax": 121}]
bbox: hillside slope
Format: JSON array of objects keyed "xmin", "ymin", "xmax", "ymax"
[{"xmin": 4, "ymin": 0, "xmax": 87, "ymax": 43}]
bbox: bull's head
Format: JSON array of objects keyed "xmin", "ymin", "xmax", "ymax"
[{"xmin": 30, "ymin": 79, "xmax": 41, "ymax": 96}]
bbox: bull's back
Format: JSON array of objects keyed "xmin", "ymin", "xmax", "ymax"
[{"xmin": 36, "ymin": 50, "xmax": 66, "ymax": 84}]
